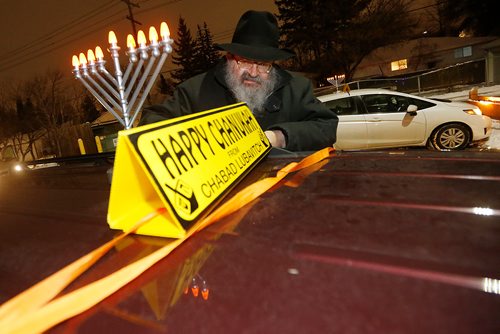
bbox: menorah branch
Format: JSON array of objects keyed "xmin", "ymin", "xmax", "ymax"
[{"xmin": 72, "ymin": 22, "xmax": 173, "ymax": 129}]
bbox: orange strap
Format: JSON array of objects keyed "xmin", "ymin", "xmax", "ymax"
[
  {"xmin": 0, "ymin": 147, "xmax": 333, "ymax": 334},
  {"xmin": 0, "ymin": 208, "xmax": 164, "ymax": 324}
]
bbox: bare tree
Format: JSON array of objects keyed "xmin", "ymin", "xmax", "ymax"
[
  {"xmin": 0, "ymin": 80, "xmax": 45, "ymax": 161},
  {"xmin": 0, "ymin": 70, "xmax": 96, "ymax": 159},
  {"xmin": 25, "ymin": 70, "xmax": 84, "ymax": 156}
]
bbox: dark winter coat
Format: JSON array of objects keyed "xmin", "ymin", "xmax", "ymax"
[{"xmin": 139, "ymin": 59, "xmax": 338, "ymax": 151}]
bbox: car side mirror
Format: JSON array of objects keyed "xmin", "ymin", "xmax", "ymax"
[{"xmin": 406, "ymin": 104, "xmax": 418, "ymax": 116}]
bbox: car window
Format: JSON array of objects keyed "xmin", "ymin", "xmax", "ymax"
[
  {"xmin": 360, "ymin": 94, "xmax": 396, "ymax": 114},
  {"xmin": 361, "ymin": 94, "xmax": 422, "ymax": 114},
  {"xmin": 323, "ymin": 97, "xmax": 360, "ymax": 116},
  {"xmin": 409, "ymin": 97, "xmax": 436, "ymax": 110}
]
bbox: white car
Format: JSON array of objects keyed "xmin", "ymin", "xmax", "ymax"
[{"xmin": 318, "ymin": 89, "xmax": 492, "ymax": 151}]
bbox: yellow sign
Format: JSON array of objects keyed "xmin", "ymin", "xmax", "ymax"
[{"xmin": 107, "ymin": 103, "xmax": 271, "ymax": 238}]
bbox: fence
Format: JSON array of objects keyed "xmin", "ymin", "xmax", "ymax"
[{"xmin": 316, "ymin": 59, "xmax": 486, "ymax": 96}]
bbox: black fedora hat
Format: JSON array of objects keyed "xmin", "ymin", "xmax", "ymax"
[{"xmin": 216, "ymin": 10, "xmax": 295, "ymax": 62}]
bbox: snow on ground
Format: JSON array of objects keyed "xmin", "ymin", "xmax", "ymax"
[
  {"xmin": 483, "ymin": 120, "xmax": 500, "ymax": 150},
  {"xmin": 423, "ymin": 84, "xmax": 500, "ymax": 102},
  {"xmin": 426, "ymin": 84, "xmax": 500, "ymax": 150}
]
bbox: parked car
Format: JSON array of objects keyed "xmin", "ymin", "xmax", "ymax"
[
  {"xmin": 0, "ymin": 146, "xmax": 26, "ymax": 176},
  {"xmin": 0, "ymin": 159, "xmax": 26, "ymax": 176},
  {"xmin": 317, "ymin": 89, "xmax": 492, "ymax": 151}
]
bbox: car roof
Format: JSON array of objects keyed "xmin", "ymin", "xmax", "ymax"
[
  {"xmin": 317, "ymin": 88, "xmax": 481, "ymax": 111},
  {"xmin": 1, "ymin": 150, "xmax": 499, "ymax": 333},
  {"xmin": 317, "ymin": 88, "xmax": 424, "ymax": 101}
]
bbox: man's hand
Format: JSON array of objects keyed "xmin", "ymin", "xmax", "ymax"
[{"xmin": 264, "ymin": 130, "xmax": 286, "ymax": 148}]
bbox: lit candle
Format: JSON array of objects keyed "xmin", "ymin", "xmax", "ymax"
[
  {"xmin": 149, "ymin": 26, "xmax": 159, "ymax": 45},
  {"xmin": 137, "ymin": 30, "xmax": 147, "ymax": 48},
  {"xmin": 137, "ymin": 30, "xmax": 148, "ymax": 59},
  {"xmin": 148, "ymin": 26, "xmax": 160, "ymax": 56},
  {"xmin": 87, "ymin": 49, "xmax": 96, "ymax": 65},
  {"xmin": 95, "ymin": 46, "xmax": 104, "ymax": 61},
  {"xmin": 160, "ymin": 22, "xmax": 172, "ymax": 53},
  {"xmin": 127, "ymin": 34, "xmax": 136, "ymax": 51},
  {"xmin": 86, "ymin": 49, "xmax": 97, "ymax": 73},
  {"xmin": 72, "ymin": 55, "xmax": 80, "ymax": 71},
  {"xmin": 160, "ymin": 22, "xmax": 170, "ymax": 41},
  {"xmin": 126, "ymin": 34, "xmax": 138, "ymax": 62},
  {"xmin": 79, "ymin": 53, "xmax": 88, "ymax": 68},
  {"xmin": 108, "ymin": 31, "xmax": 118, "ymax": 46}
]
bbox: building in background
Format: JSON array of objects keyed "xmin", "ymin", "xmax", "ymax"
[{"xmin": 350, "ymin": 37, "xmax": 500, "ymax": 92}]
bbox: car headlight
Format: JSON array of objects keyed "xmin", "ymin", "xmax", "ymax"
[
  {"xmin": 463, "ymin": 107, "xmax": 482, "ymax": 116},
  {"xmin": 13, "ymin": 163, "xmax": 24, "ymax": 173}
]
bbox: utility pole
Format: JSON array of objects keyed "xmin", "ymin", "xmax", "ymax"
[{"xmin": 121, "ymin": 0, "xmax": 141, "ymax": 38}]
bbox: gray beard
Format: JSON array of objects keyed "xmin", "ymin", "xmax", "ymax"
[{"xmin": 224, "ymin": 63, "xmax": 279, "ymax": 114}]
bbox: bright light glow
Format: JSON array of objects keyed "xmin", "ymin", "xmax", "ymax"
[
  {"xmin": 191, "ymin": 285, "xmax": 199, "ymax": 297},
  {"xmin": 108, "ymin": 31, "xmax": 117, "ymax": 45},
  {"xmin": 201, "ymin": 288, "xmax": 209, "ymax": 300},
  {"xmin": 13, "ymin": 164, "xmax": 23, "ymax": 172},
  {"xmin": 485, "ymin": 96, "xmax": 500, "ymax": 102},
  {"xmin": 72, "ymin": 55, "xmax": 79, "ymax": 67},
  {"xmin": 87, "ymin": 49, "xmax": 96, "ymax": 63},
  {"xmin": 478, "ymin": 100, "xmax": 493, "ymax": 105},
  {"xmin": 137, "ymin": 30, "xmax": 147, "ymax": 46},
  {"xmin": 95, "ymin": 46, "xmax": 104, "ymax": 60},
  {"xmin": 149, "ymin": 26, "xmax": 158, "ymax": 43},
  {"xmin": 160, "ymin": 22, "xmax": 170, "ymax": 39},
  {"xmin": 79, "ymin": 53, "xmax": 87, "ymax": 66},
  {"xmin": 126, "ymin": 34, "xmax": 136, "ymax": 49},
  {"xmin": 463, "ymin": 108, "xmax": 482, "ymax": 116},
  {"xmin": 472, "ymin": 207, "xmax": 494, "ymax": 216},
  {"xmin": 483, "ymin": 277, "xmax": 500, "ymax": 294}
]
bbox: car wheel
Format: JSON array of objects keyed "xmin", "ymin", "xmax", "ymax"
[
  {"xmin": 430, "ymin": 123, "xmax": 471, "ymax": 151},
  {"xmin": 426, "ymin": 138, "xmax": 436, "ymax": 150}
]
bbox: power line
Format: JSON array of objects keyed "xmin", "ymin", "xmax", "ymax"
[
  {"xmin": 0, "ymin": 0, "xmax": 238, "ymax": 76},
  {"xmin": 0, "ymin": 0, "xmax": 183, "ymax": 75},
  {"xmin": 0, "ymin": 8, "xmax": 126, "ymax": 73},
  {"xmin": 122, "ymin": 0, "xmax": 142, "ymax": 38},
  {"xmin": 1, "ymin": 0, "xmax": 449, "ymax": 76},
  {"xmin": 408, "ymin": 0, "xmax": 447, "ymax": 13},
  {"xmin": 0, "ymin": 0, "xmax": 118, "ymax": 62},
  {"xmin": 0, "ymin": 3, "xmax": 125, "ymax": 72}
]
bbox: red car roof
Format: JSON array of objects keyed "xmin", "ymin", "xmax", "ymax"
[{"xmin": 1, "ymin": 149, "xmax": 499, "ymax": 333}]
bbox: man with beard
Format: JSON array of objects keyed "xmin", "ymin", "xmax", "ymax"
[{"xmin": 139, "ymin": 10, "xmax": 338, "ymax": 151}]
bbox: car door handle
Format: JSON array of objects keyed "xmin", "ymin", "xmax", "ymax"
[{"xmin": 369, "ymin": 118, "xmax": 382, "ymax": 122}]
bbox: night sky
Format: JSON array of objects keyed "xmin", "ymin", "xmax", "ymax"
[{"xmin": 0, "ymin": 0, "xmax": 276, "ymax": 82}]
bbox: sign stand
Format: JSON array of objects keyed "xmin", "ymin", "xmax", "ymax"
[{"xmin": 107, "ymin": 103, "xmax": 271, "ymax": 238}]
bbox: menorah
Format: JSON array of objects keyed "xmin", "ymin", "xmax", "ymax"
[
  {"xmin": 72, "ymin": 22, "xmax": 173, "ymax": 129},
  {"xmin": 327, "ymin": 74, "xmax": 345, "ymax": 88}
]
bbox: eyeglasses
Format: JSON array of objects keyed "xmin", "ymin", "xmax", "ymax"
[{"xmin": 233, "ymin": 56, "xmax": 273, "ymax": 74}]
